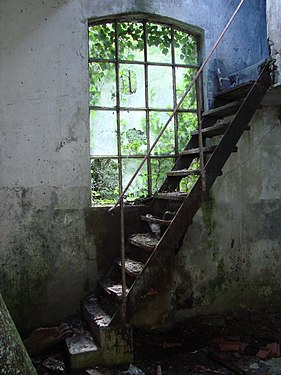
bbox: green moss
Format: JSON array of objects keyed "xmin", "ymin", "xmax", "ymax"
[
  {"xmin": 202, "ymin": 194, "xmax": 216, "ymax": 234},
  {"xmin": 201, "ymin": 257, "xmax": 227, "ymax": 305},
  {"xmin": 0, "ymin": 294, "xmax": 37, "ymax": 374}
]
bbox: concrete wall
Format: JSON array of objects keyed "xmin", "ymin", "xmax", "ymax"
[{"xmin": 0, "ymin": 0, "xmax": 271, "ymax": 332}]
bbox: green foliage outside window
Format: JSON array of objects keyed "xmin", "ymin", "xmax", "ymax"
[{"xmin": 89, "ymin": 20, "xmax": 199, "ymax": 205}]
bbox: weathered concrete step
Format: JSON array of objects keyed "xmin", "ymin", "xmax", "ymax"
[
  {"xmin": 116, "ymin": 258, "xmax": 144, "ymax": 277},
  {"xmin": 65, "ymin": 319, "xmax": 103, "ymax": 369},
  {"xmin": 192, "ymin": 123, "xmax": 230, "ymax": 137},
  {"xmin": 155, "ymin": 192, "xmax": 187, "ymax": 201},
  {"xmin": 215, "ymin": 81, "xmax": 255, "ymax": 100},
  {"xmin": 65, "ymin": 317, "xmax": 133, "ymax": 368},
  {"xmin": 127, "ymin": 233, "xmax": 159, "ymax": 252},
  {"xmin": 203, "ymin": 101, "xmax": 241, "ymax": 118},
  {"xmin": 180, "ymin": 146, "xmax": 216, "ymax": 156},
  {"xmin": 167, "ymin": 169, "xmax": 200, "ymax": 177},
  {"xmin": 82, "ymin": 294, "xmax": 111, "ymax": 346},
  {"xmin": 99, "ymin": 279, "xmax": 129, "ymax": 299},
  {"xmin": 141, "ymin": 214, "xmax": 171, "ymax": 227}
]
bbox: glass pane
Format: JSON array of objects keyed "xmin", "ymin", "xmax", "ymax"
[
  {"xmin": 150, "ymin": 112, "xmax": 174, "ymax": 155},
  {"xmin": 89, "ymin": 23, "xmax": 115, "ymax": 60},
  {"xmin": 148, "ymin": 66, "xmax": 173, "ymax": 108},
  {"xmin": 176, "ymin": 67, "xmax": 197, "ymax": 109},
  {"xmin": 120, "ymin": 64, "xmax": 145, "ymax": 107},
  {"xmin": 90, "ymin": 110, "xmax": 117, "ymax": 156},
  {"xmin": 120, "ymin": 111, "xmax": 147, "ymax": 156},
  {"xmin": 122, "ymin": 159, "xmax": 148, "ymax": 201},
  {"xmin": 147, "ymin": 23, "xmax": 171, "ymax": 64},
  {"xmin": 151, "ymin": 158, "xmax": 174, "ymax": 193},
  {"xmin": 91, "ymin": 158, "xmax": 119, "ymax": 205},
  {"xmin": 118, "ymin": 22, "xmax": 144, "ymax": 61},
  {"xmin": 89, "ymin": 62, "xmax": 116, "ymax": 107},
  {"xmin": 174, "ymin": 30, "xmax": 198, "ymax": 65},
  {"xmin": 177, "ymin": 112, "xmax": 198, "ymax": 152}
]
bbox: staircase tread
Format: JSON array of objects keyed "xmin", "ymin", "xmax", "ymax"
[
  {"xmin": 83, "ymin": 295, "xmax": 111, "ymax": 328},
  {"xmin": 167, "ymin": 169, "xmax": 200, "ymax": 177},
  {"xmin": 203, "ymin": 101, "xmax": 241, "ymax": 118},
  {"xmin": 215, "ymin": 81, "xmax": 255, "ymax": 100},
  {"xmin": 180, "ymin": 146, "xmax": 216, "ymax": 156},
  {"xmin": 141, "ymin": 214, "xmax": 171, "ymax": 226},
  {"xmin": 116, "ymin": 258, "xmax": 144, "ymax": 277},
  {"xmin": 128, "ymin": 233, "xmax": 159, "ymax": 251},
  {"xmin": 100, "ymin": 279, "xmax": 129, "ymax": 298},
  {"xmin": 192, "ymin": 123, "xmax": 230, "ymax": 137},
  {"xmin": 65, "ymin": 318, "xmax": 100, "ymax": 354},
  {"xmin": 156, "ymin": 192, "xmax": 188, "ymax": 201}
]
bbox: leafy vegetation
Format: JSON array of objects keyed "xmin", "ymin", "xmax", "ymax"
[{"xmin": 89, "ymin": 20, "xmax": 199, "ymax": 205}]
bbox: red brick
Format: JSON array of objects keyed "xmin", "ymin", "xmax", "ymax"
[{"xmin": 256, "ymin": 349, "xmax": 271, "ymax": 360}]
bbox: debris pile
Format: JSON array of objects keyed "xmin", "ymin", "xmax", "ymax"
[{"xmin": 23, "ymin": 310, "xmax": 281, "ymax": 374}]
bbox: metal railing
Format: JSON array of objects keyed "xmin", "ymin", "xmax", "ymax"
[{"xmin": 108, "ymin": 0, "xmax": 246, "ymax": 321}]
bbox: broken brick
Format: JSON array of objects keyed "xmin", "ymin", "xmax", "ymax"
[
  {"xmin": 256, "ymin": 349, "xmax": 271, "ymax": 360},
  {"xmin": 266, "ymin": 342, "xmax": 281, "ymax": 357},
  {"xmin": 217, "ymin": 341, "xmax": 248, "ymax": 353}
]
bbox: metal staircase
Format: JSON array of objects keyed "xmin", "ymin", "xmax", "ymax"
[{"xmin": 65, "ymin": 61, "xmax": 272, "ymax": 369}]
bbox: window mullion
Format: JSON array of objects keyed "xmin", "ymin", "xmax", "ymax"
[
  {"xmin": 115, "ymin": 21, "xmax": 123, "ymax": 196},
  {"xmin": 144, "ymin": 21, "xmax": 151, "ymax": 196},
  {"xmin": 171, "ymin": 26, "xmax": 178, "ymax": 156}
]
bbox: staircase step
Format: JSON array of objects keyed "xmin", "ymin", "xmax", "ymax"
[
  {"xmin": 116, "ymin": 258, "xmax": 144, "ymax": 277},
  {"xmin": 203, "ymin": 101, "xmax": 241, "ymax": 118},
  {"xmin": 128, "ymin": 233, "xmax": 159, "ymax": 252},
  {"xmin": 82, "ymin": 294, "xmax": 111, "ymax": 346},
  {"xmin": 180, "ymin": 146, "xmax": 216, "ymax": 156},
  {"xmin": 155, "ymin": 192, "xmax": 187, "ymax": 201},
  {"xmin": 99, "ymin": 279, "xmax": 129, "ymax": 299},
  {"xmin": 141, "ymin": 214, "xmax": 171, "ymax": 227},
  {"xmin": 167, "ymin": 169, "xmax": 200, "ymax": 177},
  {"xmin": 215, "ymin": 81, "xmax": 255, "ymax": 100},
  {"xmin": 192, "ymin": 123, "xmax": 230, "ymax": 137},
  {"xmin": 66, "ymin": 314, "xmax": 133, "ymax": 368},
  {"xmin": 65, "ymin": 319, "xmax": 102, "ymax": 369}
]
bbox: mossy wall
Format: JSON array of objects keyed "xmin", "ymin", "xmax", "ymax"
[{"xmin": 0, "ymin": 293, "xmax": 36, "ymax": 374}]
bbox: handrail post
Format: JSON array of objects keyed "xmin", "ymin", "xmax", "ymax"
[
  {"xmin": 120, "ymin": 196, "xmax": 127, "ymax": 321},
  {"xmin": 196, "ymin": 76, "xmax": 206, "ymax": 193}
]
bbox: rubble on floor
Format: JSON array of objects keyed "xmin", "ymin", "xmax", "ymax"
[{"xmin": 28, "ymin": 310, "xmax": 281, "ymax": 374}]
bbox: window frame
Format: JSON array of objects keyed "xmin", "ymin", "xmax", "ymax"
[{"xmin": 89, "ymin": 16, "xmax": 202, "ymax": 205}]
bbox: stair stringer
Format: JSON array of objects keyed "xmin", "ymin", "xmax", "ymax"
[{"xmin": 110, "ymin": 61, "xmax": 272, "ymax": 326}]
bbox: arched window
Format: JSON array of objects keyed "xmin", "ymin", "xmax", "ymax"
[{"xmin": 89, "ymin": 17, "xmax": 200, "ymax": 205}]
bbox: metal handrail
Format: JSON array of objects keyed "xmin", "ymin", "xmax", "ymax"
[
  {"xmin": 109, "ymin": 0, "xmax": 246, "ymax": 212},
  {"xmin": 108, "ymin": 0, "xmax": 246, "ymax": 321}
]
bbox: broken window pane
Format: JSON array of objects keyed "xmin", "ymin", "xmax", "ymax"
[
  {"xmin": 120, "ymin": 111, "xmax": 147, "ymax": 156},
  {"xmin": 120, "ymin": 64, "xmax": 145, "ymax": 107},
  {"xmin": 91, "ymin": 158, "xmax": 119, "ymax": 205}
]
